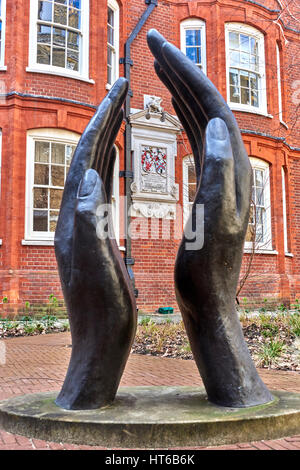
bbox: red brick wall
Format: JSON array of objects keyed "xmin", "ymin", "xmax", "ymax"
[{"xmin": 0, "ymin": 0, "xmax": 299, "ymax": 314}]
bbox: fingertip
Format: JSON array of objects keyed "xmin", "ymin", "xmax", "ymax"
[
  {"xmin": 147, "ymin": 29, "xmax": 166, "ymax": 50},
  {"xmin": 206, "ymin": 118, "xmax": 230, "ymax": 142},
  {"xmin": 108, "ymin": 77, "xmax": 129, "ymax": 103}
]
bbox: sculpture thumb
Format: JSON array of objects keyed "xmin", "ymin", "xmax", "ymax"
[{"xmin": 76, "ymin": 169, "xmax": 106, "ymax": 221}]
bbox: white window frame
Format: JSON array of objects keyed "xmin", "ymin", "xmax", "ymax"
[
  {"xmin": 0, "ymin": 0, "xmax": 6, "ymax": 69},
  {"xmin": 0, "ymin": 129, "xmax": 1, "ymax": 245},
  {"xmin": 27, "ymin": 0, "xmax": 92, "ymax": 83},
  {"xmin": 0, "ymin": 129, "xmax": 2, "ymax": 197},
  {"xmin": 182, "ymin": 155, "xmax": 196, "ymax": 226},
  {"xmin": 111, "ymin": 146, "xmax": 120, "ymax": 244},
  {"xmin": 180, "ymin": 18, "xmax": 206, "ymax": 74},
  {"xmin": 276, "ymin": 43, "xmax": 284, "ymax": 124},
  {"xmin": 225, "ymin": 23, "xmax": 267, "ymax": 116},
  {"xmin": 106, "ymin": 0, "xmax": 119, "ymax": 89},
  {"xmin": 282, "ymin": 166, "xmax": 289, "ymax": 254},
  {"xmin": 24, "ymin": 128, "xmax": 80, "ymax": 244},
  {"xmin": 245, "ymin": 157, "xmax": 272, "ymax": 252}
]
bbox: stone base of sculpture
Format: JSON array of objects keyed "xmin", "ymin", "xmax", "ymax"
[{"xmin": 1, "ymin": 387, "xmax": 300, "ymax": 448}]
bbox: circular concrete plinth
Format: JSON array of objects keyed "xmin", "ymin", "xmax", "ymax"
[{"xmin": 1, "ymin": 386, "xmax": 300, "ymax": 448}]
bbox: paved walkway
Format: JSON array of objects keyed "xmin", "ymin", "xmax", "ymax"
[{"xmin": 0, "ymin": 332, "xmax": 299, "ymax": 450}]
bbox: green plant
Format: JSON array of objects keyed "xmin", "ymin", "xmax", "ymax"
[
  {"xmin": 35, "ymin": 323, "xmax": 45, "ymax": 333},
  {"xmin": 180, "ymin": 342, "xmax": 192, "ymax": 354},
  {"xmin": 288, "ymin": 313, "xmax": 300, "ymax": 337},
  {"xmin": 46, "ymin": 294, "xmax": 59, "ymax": 316},
  {"xmin": 278, "ymin": 304, "xmax": 288, "ymax": 313},
  {"xmin": 291, "ymin": 299, "xmax": 300, "ymax": 312},
  {"xmin": 24, "ymin": 324, "xmax": 36, "ymax": 335},
  {"xmin": 139, "ymin": 316, "xmax": 151, "ymax": 326},
  {"xmin": 261, "ymin": 323, "xmax": 279, "ymax": 338},
  {"xmin": 4, "ymin": 321, "xmax": 16, "ymax": 331},
  {"xmin": 41, "ymin": 314, "xmax": 57, "ymax": 329},
  {"xmin": 257, "ymin": 340, "xmax": 285, "ymax": 367},
  {"xmin": 2, "ymin": 296, "xmax": 8, "ymax": 304}
]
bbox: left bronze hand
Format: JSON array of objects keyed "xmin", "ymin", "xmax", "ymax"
[{"xmin": 55, "ymin": 79, "xmax": 137, "ymax": 410}]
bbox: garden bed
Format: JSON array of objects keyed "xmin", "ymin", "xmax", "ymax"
[{"xmin": 0, "ymin": 311, "xmax": 299, "ymax": 371}]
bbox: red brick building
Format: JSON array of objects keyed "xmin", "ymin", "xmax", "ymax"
[{"xmin": 0, "ymin": 0, "xmax": 299, "ymax": 314}]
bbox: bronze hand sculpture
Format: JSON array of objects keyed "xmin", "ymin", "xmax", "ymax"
[
  {"xmin": 147, "ymin": 29, "xmax": 273, "ymax": 407},
  {"xmin": 54, "ymin": 32, "xmax": 273, "ymax": 411},
  {"xmin": 54, "ymin": 78, "xmax": 137, "ymax": 410}
]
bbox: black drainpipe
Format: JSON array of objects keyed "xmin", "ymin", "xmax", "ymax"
[{"xmin": 120, "ymin": 0, "xmax": 158, "ymax": 297}]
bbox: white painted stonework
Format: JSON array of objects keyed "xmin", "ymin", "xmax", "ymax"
[{"xmin": 129, "ymin": 109, "xmax": 181, "ymax": 219}]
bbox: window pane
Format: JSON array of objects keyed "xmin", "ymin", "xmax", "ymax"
[
  {"xmin": 256, "ymin": 187, "xmax": 264, "ymax": 206},
  {"xmin": 35, "ymin": 142, "xmax": 50, "ymax": 163},
  {"xmin": 245, "ymin": 223, "xmax": 255, "ymax": 242},
  {"xmin": 230, "ymin": 85, "xmax": 240, "ymax": 103},
  {"xmin": 255, "ymin": 169, "xmax": 264, "ymax": 187},
  {"xmin": 34, "ymin": 188, "xmax": 48, "ymax": 209},
  {"xmin": 54, "ymin": 3, "xmax": 67, "ymax": 25},
  {"xmin": 229, "ymin": 69, "xmax": 239, "ymax": 86},
  {"xmin": 256, "ymin": 207, "xmax": 263, "ymax": 225},
  {"xmin": 69, "ymin": 7, "xmax": 80, "ymax": 29},
  {"xmin": 229, "ymin": 50, "xmax": 240, "ymax": 67},
  {"xmin": 34, "ymin": 164, "xmax": 49, "ymax": 185},
  {"xmin": 240, "ymin": 71, "xmax": 249, "ymax": 88},
  {"xmin": 188, "ymin": 165, "xmax": 196, "ymax": 184},
  {"xmin": 50, "ymin": 211, "xmax": 59, "ymax": 232},
  {"xmin": 107, "ymin": 65, "xmax": 112, "ymax": 85},
  {"xmin": 250, "ymin": 54, "xmax": 258, "ymax": 72},
  {"xmin": 250, "ymin": 37, "xmax": 258, "ymax": 55},
  {"xmin": 229, "ymin": 31, "xmax": 239, "ymax": 49},
  {"xmin": 107, "ymin": 25, "xmax": 114, "ymax": 45},
  {"xmin": 52, "ymin": 143, "xmax": 65, "ymax": 164},
  {"xmin": 251, "ymin": 89, "xmax": 259, "ymax": 107},
  {"xmin": 256, "ymin": 224, "xmax": 263, "ymax": 242},
  {"xmin": 240, "ymin": 34, "xmax": 250, "ymax": 53},
  {"xmin": 51, "ymin": 165, "xmax": 65, "ymax": 186},
  {"xmin": 37, "ymin": 44, "xmax": 51, "ymax": 64},
  {"xmin": 68, "ymin": 31, "xmax": 79, "ymax": 50},
  {"xmin": 66, "ymin": 145, "xmax": 75, "ymax": 165},
  {"xmin": 50, "ymin": 188, "xmax": 63, "ymax": 209},
  {"xmin": 186, "ymin": 47, "xmax": 197, "ymax": 63},
  {"xmin": 241, "ymin": 87, "xmax": 250, "ymax": 105},
  {"xmin": 240, "ymin": 52, "xmax": 250, "ymax": 67},
  {"xmin": 107, "ymin": 46, "xmax": 113, "ymax": 67},
  {"xmin": 38, "ymin": 1, "xmax": 53, "ymax": 21},
  {"xmin": 67, "ymin": 50, "xmax": 78, "ymax": 70},
  {"xmin": 186, "ymin": 29, "xmax": 201, "ymax": 46},
  {"xmin": 70, "ymin": 0, "xmax": 81, "ymax": 8},
  {"xmin": 55, "ymin": 0, "xmax": 67, "ymax": 4},
  {"xmin": 52, "ymin": 46, "xmax": 65, "ymax": 67},
  {"xmin": 108, "ymin": 7, "xmax": 114, "ymax": 27},
  {"xmin": 53, "ymin": 27, "xmax": 66, "ymax": 46},
  {"xmin": 250, "ymin": 73, "xmax": 258, "ymax": 89},
  {"xmin": 188, "ymin": 184, "xmax": 196, "ymax": 202},
  {"xmin": 33, "ymin": 210, "xmax": 48, "ymax": 232},
  {"xmin": 37, "ymin": 25, "xmax": 51, "ymax": 44}
]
